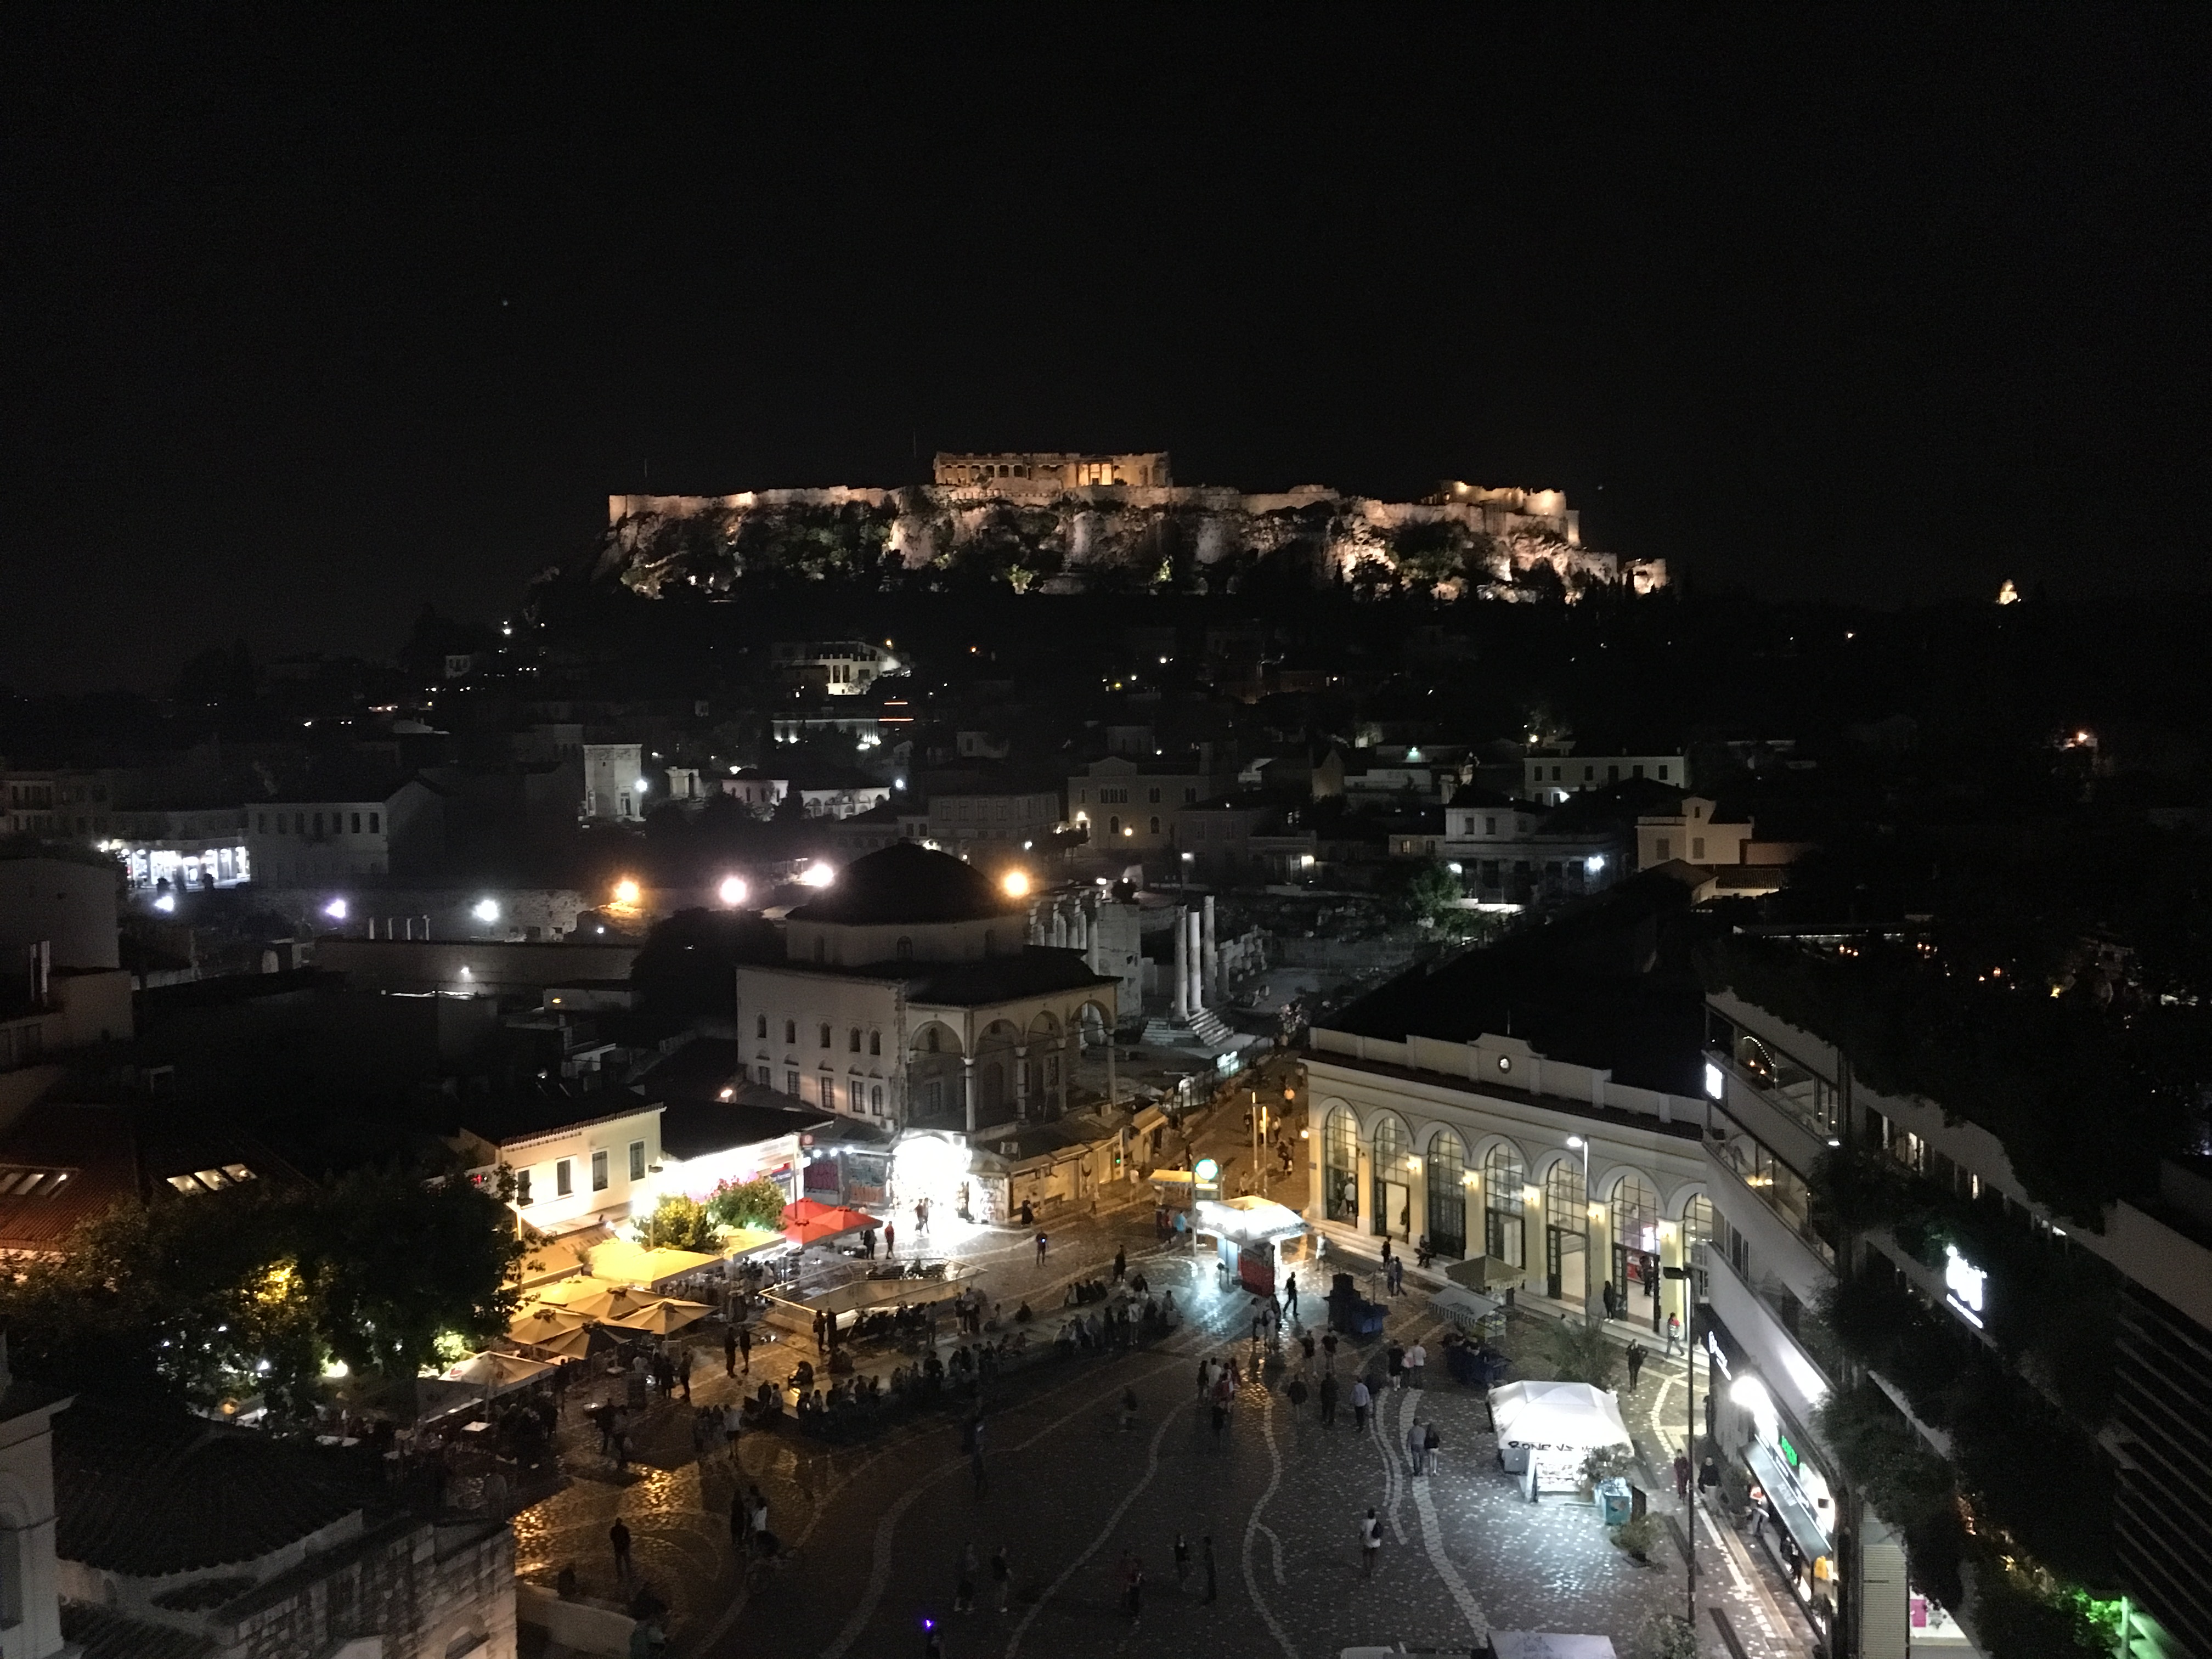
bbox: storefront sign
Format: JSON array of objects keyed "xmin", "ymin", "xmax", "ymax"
[{"xmin": 1943, "ymin": 1244, "xmax": 1987, "ymax": 1328}]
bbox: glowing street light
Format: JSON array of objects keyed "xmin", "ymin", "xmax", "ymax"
[
  {"xmin": 1001, "ymin": 870, "xmax": 1030, "ymax": 898},
  {"xmin": 472, "ymin": 899, "xmax": 500, "ymax": 923},
  {"xmin": 613, "ymin": 878, "xmax": 641, "ymax": 906},
  {"xmin": 323, "ymin": 898, "xmax": 349, "ymax": 921},
  {"xmin": 798, "ymin": 862, "xmax": 837, "ymax": 889},
  {"xmin": 718, "ymin": 874, "xmax": 748, "ymax": 906}
]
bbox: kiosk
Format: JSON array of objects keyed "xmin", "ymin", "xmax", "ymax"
[{"xmin": 1195, "ymin": 1196, "xmax": 1314, "ymax": 1297}]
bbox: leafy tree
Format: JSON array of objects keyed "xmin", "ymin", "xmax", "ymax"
[
  {"xmin": 1539, "ymin": 1313, "xmax": 1623, "ymax": 1389},
  {"xmin": 0, "ymin": 1167, "xmax": 521, "ymax": 1420},
  {"xmin": 707, "ymin": 1176, "xmax": 788, "ymax": 1233},
  {"xmin": 642, "ymin": 1193, "xmax": 719, "ymax": 1251}
]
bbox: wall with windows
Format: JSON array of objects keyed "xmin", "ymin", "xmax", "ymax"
[{"xmin": 460, "ymin": 1103, "xmax": 662, "ymax": 1237}]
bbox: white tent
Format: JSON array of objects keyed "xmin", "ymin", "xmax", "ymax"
[{"xmin": 1488, "ymin": 1380, "xmax": 1632, "ymax": 1450}]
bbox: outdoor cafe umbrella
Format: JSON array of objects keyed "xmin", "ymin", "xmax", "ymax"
[
  {"xmin": 780, "ymin": 1199, "xmax": 884, "ymax": 1249},
  {"xmin": 559, "ymin": 1285, "xmax": 670, "ymax": 1324},
  {"xmin": 507, "ymin": 1306, "xmax": 594, "ymax": 1358},
  {"xmin": 598, "ymin": 1295, "xmax": 714, "ymax": 1337},
  {"xmin": 441, "ymin": 1350, "xmax": 556, "ymax": 1392}
]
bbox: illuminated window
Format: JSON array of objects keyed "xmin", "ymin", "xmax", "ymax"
[{"xmin": 591, "ymin": 1149, "xmax": 608, "ymax": 1190}]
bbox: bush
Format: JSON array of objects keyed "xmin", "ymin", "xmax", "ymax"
[
  {"xmin": 707, "ymin": 1176, "xmax": 788, "ymax": 1233},
  {"xmin": 1635, "ymin": 1610, "xmax": 1700, "ymax": 1659},
  {"xmin": 644, "ymin": 1194, "xmax": 719, "ymax": 1251},
  {"xmin": 1611, "ymin": 1513, "xmax": 1661, "ymax": 1558}
]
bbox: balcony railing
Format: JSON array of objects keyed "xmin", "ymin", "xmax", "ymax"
[{"xmin": 1707, "ymin": 1046, "xmax": 1839, "ymax": 1142}]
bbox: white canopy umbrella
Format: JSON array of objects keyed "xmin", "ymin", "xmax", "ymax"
[
  {"xmin": 440, "ymin": 1350, "xmax": 556, "ymax": 1392},
  {"xmin": 1488, "ymin": 1380, "xmax": 1633, "ymax": 1449}
]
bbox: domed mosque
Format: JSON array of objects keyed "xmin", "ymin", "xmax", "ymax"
[{"xmin": 737, "ymin": 842, "xmax": 1120, "ymax": 1137}]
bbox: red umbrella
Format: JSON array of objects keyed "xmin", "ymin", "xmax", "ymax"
[{"xmin": 780, "ymin": 1201, "xmax": 885, "ymax": 1248}]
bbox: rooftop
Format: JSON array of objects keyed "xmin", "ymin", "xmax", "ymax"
[
  {"xmin": 1322, "ymin": 870, "xmax": 1708, "ymax": 1097},
  {"xmin": 789, "ymin": 842, "xmax": 1019, "ymax": 927},
  {"xmin": 55, "ymin": 1398, "xmax": 377, "ymax": 1577}
]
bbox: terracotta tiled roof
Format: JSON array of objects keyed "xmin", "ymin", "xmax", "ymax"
[
  {"xmin": 61, "ymin": 1602, "xmax": 218, "ymax": 1659},
  {"xmin": 55, "ymin": 1400, "xmax": 376, "ymax": 1576}
]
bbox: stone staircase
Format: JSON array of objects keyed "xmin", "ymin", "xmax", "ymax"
[{"xmin": 1141, "ymin": 1007, "xmax": 1238, "ymax": 1052}]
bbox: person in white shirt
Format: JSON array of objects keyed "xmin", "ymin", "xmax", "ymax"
[{"xmin": 1405, "ymin": 1340, "xmax": 1427, "ymax": 1390}]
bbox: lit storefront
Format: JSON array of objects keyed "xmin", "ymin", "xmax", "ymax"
[{"xmin": 1702, "ymin": 1312, "xmax": 1842, "ymax": 1640}]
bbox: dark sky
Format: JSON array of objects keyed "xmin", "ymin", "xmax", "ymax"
[{"xmin": 5, "ymin": 8, "xmax": 2207, "ymax": 690}]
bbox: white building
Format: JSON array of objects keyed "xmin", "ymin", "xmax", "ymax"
[
  {"xmin": 453, "ymin": 1097, "xmax": 664, "ymax": 1237},
  {"xmin": 1635, "ymin": 795, "xmax": 1751, "ymax": 868},
  {"xmin": 582, "ymin": 742, "xmax": 646, "ymax": 822},
  {"xmin": 735, "ymin": 843, "xmax": 1118, "ymax": 1138},
  {"xmin": 770, "ymin": 640, "xmax": 904, "ymax": 696},
  {"xmin": 1524, "ymin": 747, "xmax": 1686, "ymax": 805},
  {"xmin": 1436, "ymin": 797, "xmax": 1625, "ymax": 905},
  {"xmin": 245, "ymin": 779, "xmax": 443, "ymax": 884}
]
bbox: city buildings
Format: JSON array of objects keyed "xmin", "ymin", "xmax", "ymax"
[
  {"xmin": 1524, "ymin": 747, "xmax": 1687, "ymax": 804},
  {"xmin": 735, "ymin": 843, "xmax": 1118, "ymax": 1138}
]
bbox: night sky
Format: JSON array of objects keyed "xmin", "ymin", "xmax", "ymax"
[{"xmin": 5, "ymin": 9, "xmax": 2207, "ymax": 690}]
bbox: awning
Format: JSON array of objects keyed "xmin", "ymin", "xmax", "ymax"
[
  {"xmin": 1746, "ymin": 1440, "xmax": 1833, "ymax": 1564},
  {"xmin": 775, "ymin": 1266, "xmax": 979, "ymax": 1319},
  {"xmin": 586, "ymin": 1239, "xmax": 720, "ymax": 1288},
  {"xmin": 1488, "ymin": 1380, "xmax": 1633, "ymax": 1449},
  {"xmin": 1428, "ymin": 1282, "xmax": 1501, "ymax": 1328}
]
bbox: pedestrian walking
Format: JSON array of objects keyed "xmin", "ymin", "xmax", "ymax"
[
  {"xmin": 1425, "ymin": 1421, "xmax": 1442, "ymax": 1471},
  {"xmin": 724, "ymin": 1401, "xmax": 743, "ymax": 1458},
  {"xmin": 1125, "ymin": 1550, "xmax": 1144, "ymax": 1621},
  {"xmin": 1359, "ymin": 1508, "xmax": 1382, "ymax": 1577},
  {"xmin": 1386, "ymin": 1339, "xmax": 1406, "ymax": 1391},
  {"xmin": 1284, "ymin": 1272, "xmax": 1299, "ymax": 1323},
  {"xmin": 1389, "ymin": 1256, "xmax": 1404, "ymax": 1296},
  {"xmin": 885, "ymin": 1220, "xmax": 896, "ymax": 1257},
  {"xmin": 1665, "ymin": 1311, "xmax": 1683, "ymax": 1356},
  {"xmin": 923, "ymin": 1621, "xmax": 943, "ymax": 1659},
  {"xmin": 1203, "ymin": 1535, "xmax": 1218, "ymax": 1603},
  {"xmin": 1626, "ymin": 1340, "xmax": 1647, "ymax": 1390},
  {"xmin": 738, "ymin": 1322, "xmax": 752, "ymax": 1373},
  {"xmin": 862, "ymin": 1226, "xmax": 877, "ymax": 1260},
  {"xmin": 1113, "ymin": 1245, "xmax": 1126, "ymax": 1282},
  {"xmin": 723, "ymin": 1325, "xmax": 738, "ymax": 1376},
  {"xmin": 1405, "ymin": 1338, "xmax": 1427, "ymax": 1391},
  {"xmin": 955, "ymin": 1542, "xmax": 979, "ymax": 1613},
  {"xmin": 1319, "ymin": 1372, "xmax": 1339, "ymax": 1426},
  {"xmin": 731, "ymin": 1487, "xmax": 749, "ymax": 1548},
  {"xmin": 1174, "ymin": 1533, "xmax": 1191, "ymax": 1589},
  {"xmin": 1286, "ymin": 1374, "xmax": 1308, "ymax": 1415},
  {"xmin": 610, "ymin": 1517, "xmax": 633, "ymax": 1582},
  {"xmin": 677, "ymin": 1345, "xmax": 693, "ymax": 1401},
  {"xmin": 1352, "ymin": 1377, "xmax": 1372, "ymax": 1432},
  {"xmin": 992, "ymin": 1544, "xmax": 1012, "ymax": 1613},
  {"xmin": 1408, "ymin": 1419, "xmax": 1427, "ymax": 1475},
  {"xmin": 1035, "ymin": 1230, "xmax": 1048, "ymax": 1265},
  {"xmin": 1323, "ymin": 1330, "xmax": 1339, "ymax": 1364},
  {"xmin": 1674, "ymin": 1451, "xmax": 1693, "ymax": 1501}
]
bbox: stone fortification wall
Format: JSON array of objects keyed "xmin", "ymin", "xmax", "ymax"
[{"xmin": 593, "ymin": 477, "xmax": 1663, "ymax": 601}]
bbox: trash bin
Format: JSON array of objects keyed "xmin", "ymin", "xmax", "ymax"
[{"xmin": 1598, "ymin": 1476, "xmax": 1632, "ymax": 1527}]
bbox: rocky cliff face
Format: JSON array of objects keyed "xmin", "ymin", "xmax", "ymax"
[{"xmin": 578, "ymin": 482, "xmax": 1664, "ymax": 602}]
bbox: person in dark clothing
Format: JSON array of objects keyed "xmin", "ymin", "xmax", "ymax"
[
  {"xmin": 723, "ymin": 1327, "xmax": 738, "ymax": 1376},
  {"xmin": 1284, "ymin": 1273, "xmax": 1299, "ymax": 1322},
  {"xmin": 1674, "ymin": 1451, "xmax": 1693, "ymax": 1501},
  {"xmin": 1113, "ymin": 1246, "xmax": 1126, "ymax": 1282},
  {"xmin": 1319, "ymin": 1372, "xmax": 1339, "ymax": 1426},
  {"xmin": 1626, "ymin": 1341, "xmax": 1647, "ymax": 1390},
  {"xmin": 610, "ymin": 1518, "xmax": 633, "ymax": 1581},
  {"xmin": 738, "ymin": 1322, "xmax": 753, "ymax": 1373}
]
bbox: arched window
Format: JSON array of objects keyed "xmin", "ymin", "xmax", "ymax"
[
  {"xmin": 925, "ymin": 1028, "xmax": 940, "ymax": 1054},
  {"xmin": 784, "ymin": 1019, "xmax": 796, "ymax": 1045},
  {"xmin": 849, "ymin": 1027, "xmax": 862, "ymax": 1053},
  {"xmin": 1371, "ymin": 1114, "xmax": 1412, "ymax": 1239},
  {"xmin": 1426, "ymin": 1128, "xmax": 1468, "ymax": 1259},
  {"xmin": 1484, "ymin": 1144, "xmax": 1525, "ymax": 1266},
  {"xmin": 1546, "ymin": 1158, "xmax": 1587, "ymax": 1236},
  {"xmin": 1149, "ymin": 816, "xmax": 1160, "ymax": 834},
  {"xmin": 819, "ymin": 1023, "xmax": 832, "ymax": 1048},
  {"xmin": 755, "ymin": 1014, "xmax": 766, "ymax": 1039},
  {"xmin": 896, "ymin": 936, "xmax": 913, "ymax": 960},
  {"xmin": 1108, "ymin": 815, "xmax": 1120, "ymax": 836},
  {"xmin": 1612, "ymin": 1172, "xmax": 1660, "ymax": 1258},
  {"xmin": 1324, "ymin": 1106, "xmax": 1359, "ymax": 1223},
  {"xmin": 870, "ymin": 1084, "xmax": 884, "ymax": 1115},
  {"xmin": 869, "ymin": 1030, "xmax": 881, "ymax": 1056}
]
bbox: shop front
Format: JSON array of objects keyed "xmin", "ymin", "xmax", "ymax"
[
  {"xmin": 1702, "ymin": 1312, "xmax": 1841, "ymax": 1643},
  {"xmin": 1195, "ymin": 1196, "xmax": 1313, "ymax": 1297}
]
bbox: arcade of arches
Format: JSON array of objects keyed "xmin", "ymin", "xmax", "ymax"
[{"xmin": 1314, "ymin": 1098, "xmax": 1716, "ymax": 1331}]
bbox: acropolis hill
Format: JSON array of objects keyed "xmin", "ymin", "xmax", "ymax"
[{"xmin": 589, "ymin": 452, "xmax": 1664, "ymax": 601}]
